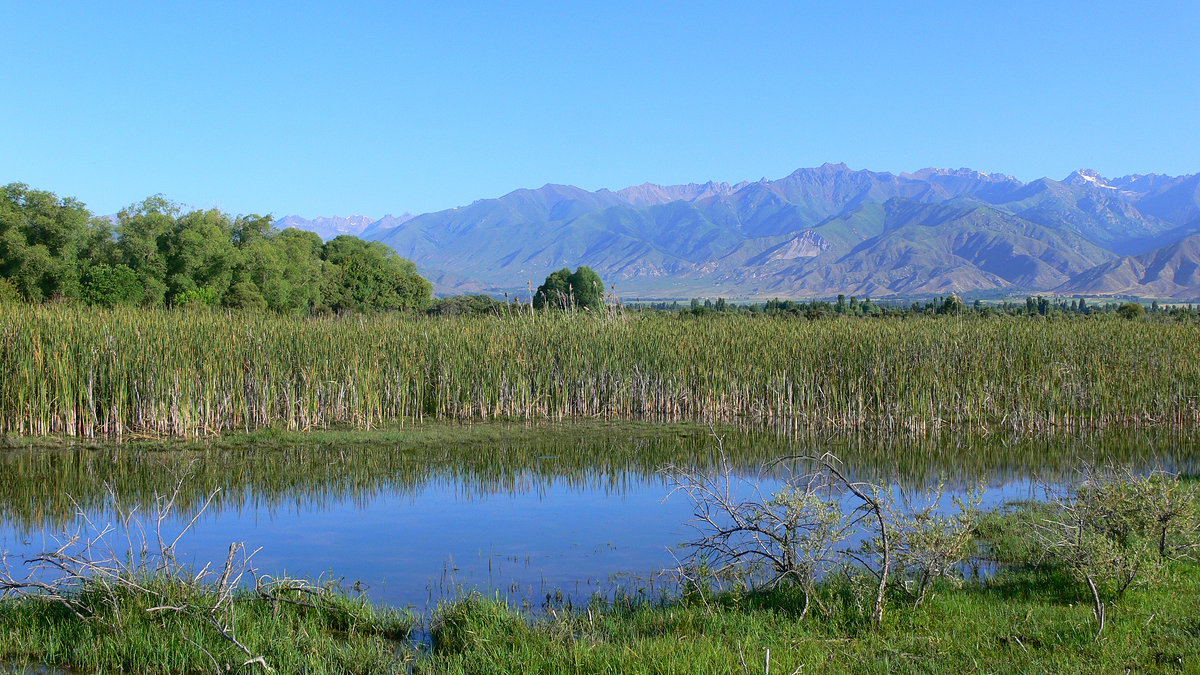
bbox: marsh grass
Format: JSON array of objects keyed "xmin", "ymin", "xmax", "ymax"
[
  {"xmin": 9, "ymin": 562, "xmax": 1195, "ymax": 674},
  {"xmin": 4, "ymin": 306, "xmax": 1199, "ymax": 437},
  {"xmin": 420, "ymin": 562, "xmax": 1200, "ymax": 674},
  {"xmin": 0, "ymin": 576, "xmax": 413, "ymax": 674}
]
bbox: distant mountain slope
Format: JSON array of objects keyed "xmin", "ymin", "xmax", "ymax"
[
  {"xmin": 1116, "ymin": 173, "xmax": 1200, "ymax": 226},
  {"xmin": 616, "ymin": 180, "xmax": 749, "ymax": 206},
  {"xmin": 276, "ymin": 213, "xmax": 413, "ymax": 241},
  {"xmin": 329, "ymin": 163, "xmax": 1200, "ymax": 299},
  {"xmin": 702, "ymin": 199, "xmax": 1113, "ymax": 297},
  {"xmin": 1058, "ymin": 231, "xmax": 1200, "ymax": 299}
]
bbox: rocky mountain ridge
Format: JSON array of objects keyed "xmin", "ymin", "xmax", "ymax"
[{"xmin": 276, "ymin": 164, "xmax": 1200, "ymax": 300}]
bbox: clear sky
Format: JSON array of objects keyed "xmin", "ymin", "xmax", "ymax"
[{"xmin": 3, "ymin": 1, "xmax": 1198, "ymax": 219}]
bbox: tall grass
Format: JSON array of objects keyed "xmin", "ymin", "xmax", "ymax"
[{"xmin": 2, "ymin": 305, "xmax": 1198, "ymax": 437}]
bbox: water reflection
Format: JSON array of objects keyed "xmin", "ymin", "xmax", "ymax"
[{"xmin": 0, "ymin": 423, "xmax": 1194, "ymax": 613}]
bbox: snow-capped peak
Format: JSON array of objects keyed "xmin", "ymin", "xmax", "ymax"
[{"xmin": 1064, "ymin": 169, "xmax": 1116, "ymax": 190}]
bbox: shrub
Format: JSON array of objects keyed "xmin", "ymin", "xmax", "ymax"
[
  {"xmin": 0, "ymin": 278, "xmax": 19, "ymax": 305},
  {"xmin": 873, "ymin": 482, "xmax": 984, "ymax": 607},
  {"xmin": 1032, "ymin": 467, "xmax": 1197, "ymax": 638},
  {"xmin": 173, "ymin": 286, "xmax": 218, "ymax": 308},
  {"xmin": 79, "ymin": 263, "xmax": 144, "ymax": 307},
  {"xmin": 1116, "ymin": 302, "xmax": 1146, "ymax": 319}
]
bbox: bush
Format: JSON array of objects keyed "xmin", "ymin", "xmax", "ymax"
[
  {"xmin": 79, "ymin": 263, "xmax": 144, "ymax": 307},
  {"xmin": 427, "ymin": 294, "xmax": 508, "ymax": 317},
  {"xmin": 873, "ymin": 482, "xmax": 984, "ymax": 607},
  {"xmin": 1117, "ymin": 302, "xmax": 1146, "ymax": 319},
  {"xmin": 1032, "ymin": 467, "xmax": 1198, "ymax": 638},
  {"xmin": 0, "ymin": 278, "xmax": 19, "ymax": 305},
  {"xmin": 173, "ymin": 286, "xmax": 218, "ymax": 308}
]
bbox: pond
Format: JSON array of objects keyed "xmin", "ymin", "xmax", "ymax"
[{"xmin": 0, "ymin": 423, "xmax": 1195, "ymax": 617}]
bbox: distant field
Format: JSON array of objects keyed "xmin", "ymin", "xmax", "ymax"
[{"xmin": 2, "ymin": 306, "xmax": 1198, "ymax": 437}]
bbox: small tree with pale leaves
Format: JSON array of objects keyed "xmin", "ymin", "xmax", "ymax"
[{"xmin": 1032, "ymin": 466, "xmax": 1194, "ymax": 640}]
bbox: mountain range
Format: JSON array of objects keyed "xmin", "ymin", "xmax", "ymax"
[
  {"xmin": 275, "ymin": 164, "xmax": 1200, "ymax": 300},
  {"xmin": 274, "ymin": 214, "xmax": 414, "ymax": 241}
]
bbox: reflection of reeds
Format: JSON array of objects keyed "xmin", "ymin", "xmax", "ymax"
[
  {"xmin": 3, "ymin": 306, "xmax": 1199, "ymax": 437},
  {"xmin": 0, "ymin": 423, "xmax": 1190, "ymax": 532}
]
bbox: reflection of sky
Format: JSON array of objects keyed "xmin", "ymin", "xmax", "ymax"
[
  {"xmin": 0, "ymin": 467, "xmax": 1075, "ymax": 617},
  {"xmin": 3, "ymin": 424, "xmax": 1196, "ymax": 625},
  {"xmin": 1, "ymin": 474, "xmax": 693, "ymax": 614}
]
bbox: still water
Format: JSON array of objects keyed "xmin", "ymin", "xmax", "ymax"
[{"xmin": 0, "ymin": 423, "xmax": 1194, "ymax": 615}]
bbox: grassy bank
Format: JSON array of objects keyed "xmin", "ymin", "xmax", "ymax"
[
  {"xmin": 421, "ymin": 563, "xmax": 1200, "ymax": 674},
  {"xmin": 0, "ymin": 577, "xmax": 412, "ymax": 674},
  {"xmin": 4, "ymin": 306, "xmax": 1199, "ymax": 437},
  {"xmin": 5, "ymin": 559, "xmax": 1195, "ymax": 674}
]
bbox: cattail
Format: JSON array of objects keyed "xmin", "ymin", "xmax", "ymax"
[{"xmin": 0, "ymin": 305, "xmax": 1196, "ymax": 437}]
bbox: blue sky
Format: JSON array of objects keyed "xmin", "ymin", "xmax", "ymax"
[{"xmin": 3, "ymin": 1, "xmax": 1198, "ymax": 218}]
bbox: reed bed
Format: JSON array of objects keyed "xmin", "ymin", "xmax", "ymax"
[{"xmin": 2, "ymin": 305, "xmax": 1198, "ymax": 437}]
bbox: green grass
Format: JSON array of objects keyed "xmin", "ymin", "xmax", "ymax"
[
  {"xmin": 3, "ymin": 306, "xmax": 1200, "ymax": 437},
  {"xmin": 419, "ymin": 563, "xmax": 1200, "ymax": 674},
  {"xmin": 0, "ymin": 576, "xmax": 413, "ymax": 674},
  {"xmin": 6, "ymin": 561, "xmax": 1194, "ymax": 674}
]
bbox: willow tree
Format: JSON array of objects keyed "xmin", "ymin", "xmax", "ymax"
[{"xmin": 532, "ymin": 265, "xmax": 605, "ymax": 311}]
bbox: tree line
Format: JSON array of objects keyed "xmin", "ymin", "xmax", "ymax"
[
  {"xmin": 0, "ymin": 183, "xmax": 431, "ymax": 313},
  {"xmin": 641, "ymin": 294, "xmax": 1198, "ymax": 321}
]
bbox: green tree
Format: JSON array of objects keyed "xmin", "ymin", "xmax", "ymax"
[
  {"xmin": 232, "ymin": 213, "xmax": 276, "ymax": 247},
  {"xmin": 533, "ymin": 266, "xmax": 605, "ymax": 311},
  {"xmin": 0, "ymin": 183, "xmax": 93, "ymax": 301},
  {"xmin": 1116, "ymin": 302, "xmax": 1145, "ymax": 320},
  {"xmin": 80, "ymin": 263, "xmax": 144, "ymax": 307},
  {"xmin": 939, "ymin": 295, "xmax": 963, "ymax": 315},
  {"xmin": 163, "ymin": 209, "xmax": 237, "ymax": 306},
  {"xmin": 224, "ymin": 280, "xmax": 268, "ymax": 311},
  {"xmin": 226, "ymin": 215, "xmax": 285, "ymax": 311},
  {"xmin": 233, "ymin": 236, "xmax": 287, "ymax": 310},
  {"xmin": 115, "ymin": 195, "xmax": 180, "ymax": 306},
  {"xmin": 0, "ymin": 182, "xmax": 432, "ymax": 315},
  {"xmin": 321, "ymin": 236, "xmax": 430, "ymax": 312},
  {"xmin": 274, "ymin": 228, "xmax": 328, "ymax": 313},
  {"xmin": 533, "ymin": 268, "xmax": 573, "ymax": 310},
  {"xmin": 567, "ymin": 266, "xmax": 604, "ymax": 311}
]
